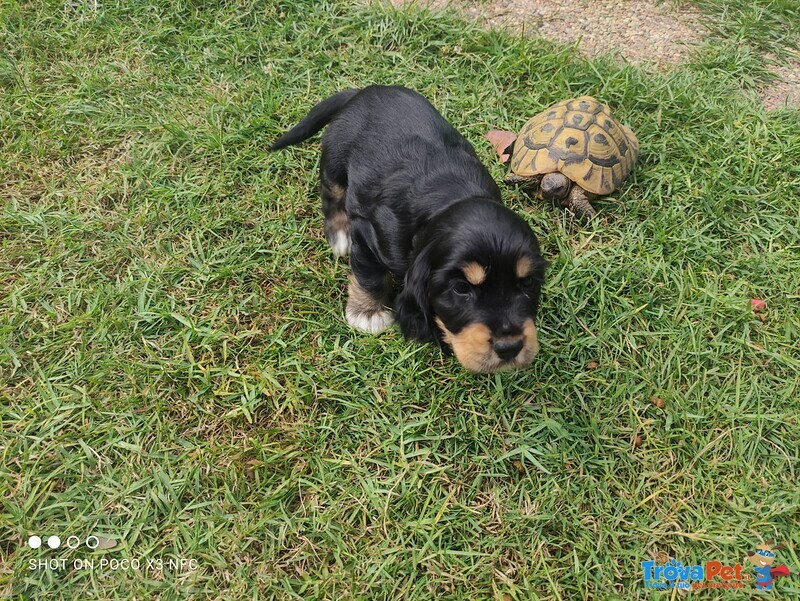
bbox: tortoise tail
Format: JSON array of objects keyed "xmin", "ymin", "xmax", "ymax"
[{"xmin": 270, "ymin": 89, "xmax": 359, "ymax": 150}]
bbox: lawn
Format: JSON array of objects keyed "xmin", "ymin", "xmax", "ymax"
[{"xmin": 1, "ymin": 0, "xmax": 799, "ymax": 599}]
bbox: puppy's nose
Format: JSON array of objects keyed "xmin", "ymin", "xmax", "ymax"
[{"xmin": 493, "ymin": 338, "xmax": 523, "ymax": 362}]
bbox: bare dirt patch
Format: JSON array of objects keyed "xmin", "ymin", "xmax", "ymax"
[
  {"xmin": 391, "ymin": 0, "xmax": 703, "ymax": 65},
  {"xmin": 388, "ymin": 0, "xmax": 799, "ymax": 109},
  {"xmin": 762, "ymin": 60, "xmax": 800, "ymax": 110}
]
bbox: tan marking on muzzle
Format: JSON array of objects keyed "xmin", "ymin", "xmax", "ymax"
[
  {"xmin": 462, "ymin": 262, "xmax": 487, "ymax": 286},
  {"xmin": 435, "ymin": 317, "xmax": 540, "ymax": 373}
]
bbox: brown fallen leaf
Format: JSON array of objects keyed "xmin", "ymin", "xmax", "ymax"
[
  {"xmin": 650, "ymin": 396, "xmax": 666, "ymax": 409},
  {"xmin": 485, "ymin": 129, "xmax": 517, "ymax": 163},
  {"xmin": 586, "ymin": 361, "xmax": 599, "ymax": 369}
]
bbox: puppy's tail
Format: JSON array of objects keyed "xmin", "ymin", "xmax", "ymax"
[{"xmin": 270, "ymin": 89, "xmax": 359, "ymax": 150}]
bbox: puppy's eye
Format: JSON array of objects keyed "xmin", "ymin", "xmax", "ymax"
[
  {"xmin": 519, "ymin": 275, "xmax": 537, "ymax": 298},
  {"xmin": 453, "ymin": 281, "xmax": 472, "ymax": 296},
  {"xmin": 519, "ymin": 276, "xmax": 534, "ymax": 289}
]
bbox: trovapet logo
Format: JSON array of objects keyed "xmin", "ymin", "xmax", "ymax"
[
  {"xmin": 746, "ymin": 541, "xmax": 791, "ymax": 591},
  {"xmin": 641, "ymin": 559, "xmax": 749, "ymax": 590},
  {"xmin": 642, "ymin": 541, "xmax": 791, "ymax": 592}
]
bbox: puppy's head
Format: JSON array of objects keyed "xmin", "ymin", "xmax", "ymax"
[{"xmin": 396, "ymin": 198, "xmax": 547, "ymax": 373}]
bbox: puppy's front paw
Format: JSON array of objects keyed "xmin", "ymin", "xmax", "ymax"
[
  {"xmin": 346, "ymin": 274, "xmax": 393, "ymax": 333},
  {"xmin": 346, "ymin": 305, "xmax": 394, "ymax": 334}
]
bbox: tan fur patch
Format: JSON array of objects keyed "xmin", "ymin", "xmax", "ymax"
[
  {"xmin": 327, "ymin": 182, "xmax": 345, "ymax": 201},
  {"xmin": 521, "ymin": 319, "xmax": 540, "ymax": 362},
  {"xmin": 516, "ymin": 256, "xmax": 533, "ymax": 278},
  {"xmin": 435, "ymin": 317, "xmax": 540, "ymax": 373},
  {"xmin": 347, "ymin": 274, "xmax": 385, "ymax": 315},
  {"xmin": 327, "ymin": 210, "xmax": 350, "ymax": 234},
  {"xmin": 346, "ymin": 274, "xmax": 394, "ymax": 333},
  {"xmin": 462, "ymin": 262, "xmax": 487, "ymax": 286}
]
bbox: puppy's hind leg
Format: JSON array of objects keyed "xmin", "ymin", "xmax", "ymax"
[{"xmin": 320, "ymin": 178, "xmax": 351, "ymax": 258}]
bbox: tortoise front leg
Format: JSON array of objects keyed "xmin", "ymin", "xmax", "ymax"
[
  {"xmin": 502, "ymin": 173, "xmax": 533, "ymax": 186},
  {"xmin": 565, "ymin": 186, "xmax": 597, "ymax": 220}
]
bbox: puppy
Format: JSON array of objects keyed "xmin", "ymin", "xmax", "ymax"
[{"xmin": 271, "ymin": 86, "xmax": 547, "ymax": 372}]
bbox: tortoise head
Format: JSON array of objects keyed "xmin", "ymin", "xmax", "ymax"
[{"xmin": 540, "ymin": 172, "xmax": 571, "ymax": 201}]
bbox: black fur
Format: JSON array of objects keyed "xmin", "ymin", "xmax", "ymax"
[
  {"xmin": 396, "ymin": 198, "xmax": 546, "ymax": 346},
  {"xmin": 271, "ymin": 86, "xmax": 546, "ymax": 358},
  {"xmin": 270, "ymin": 89, "xmax": 358, "ymax": 151}
]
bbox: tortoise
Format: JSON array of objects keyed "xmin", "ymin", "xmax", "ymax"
[{"xmin": 487, "ymin": 96, "xmax": 639, "ymax": 219}]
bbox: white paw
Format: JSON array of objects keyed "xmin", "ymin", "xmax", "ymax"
[
  {"xmin": 329, "ymin": 230, "xmax": 351, "ymax": 258},
  {"xmin": 346, "ymin": 306, "xmax": 394, "ymax": 334}
]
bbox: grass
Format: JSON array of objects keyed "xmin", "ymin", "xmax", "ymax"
[
  {"xmin": 1, "ymin": 0, "xmax": 799, "ymax": 599},
  {"xmin": 681, "ymin": 0, "xmax": 800, "ymax": 59},
  {"xmin": 679, "ymin": 0, "xmax": 800, "ymax": 94}
]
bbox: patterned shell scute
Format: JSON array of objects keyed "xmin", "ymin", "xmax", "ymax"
[{"xmin": 509, "ymin": 96, "xmax": 639, "ymax": 195}]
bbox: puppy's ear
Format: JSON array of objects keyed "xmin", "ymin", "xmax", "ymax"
[{"xmin": 395, "ymin": 244, "xmax": 435, "ymax": 342}]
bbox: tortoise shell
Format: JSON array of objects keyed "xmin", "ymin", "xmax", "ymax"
[{"xmin": 509, "ymin": 96, "xmax": 639, "ymax": 196}]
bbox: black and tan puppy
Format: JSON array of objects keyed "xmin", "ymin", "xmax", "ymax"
[{"xmin": 271, "ymin": 86, "xmax": 546, "ymax": 372}]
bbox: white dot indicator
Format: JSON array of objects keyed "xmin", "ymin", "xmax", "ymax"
[
  {"xmin": 86, "ymin": 535, "xmax": 99, "ymax": 549},
  {"xmin": 28, "ymin": 535, "xmax": 42, "ymax": 549},
  {"xmin": 66, "ymin": 536, "xmax": 81, "ymax": 549},
  {"xmin": 47, "ymin": 535, "xmax": 61, "ymax": 549}
]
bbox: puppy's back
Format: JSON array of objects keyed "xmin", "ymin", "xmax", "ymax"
[{"xmin": 323, "ymin": 86, "xmax": 461, "ymax": 155}]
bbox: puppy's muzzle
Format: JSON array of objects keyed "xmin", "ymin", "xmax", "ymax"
[
  {"xmin": 492, "ymin": 336, "xmax": 524, "ymax": 362},
  {"xmin": 436, "ymin": 318, "xmax": 540, "ymax": 373}
]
